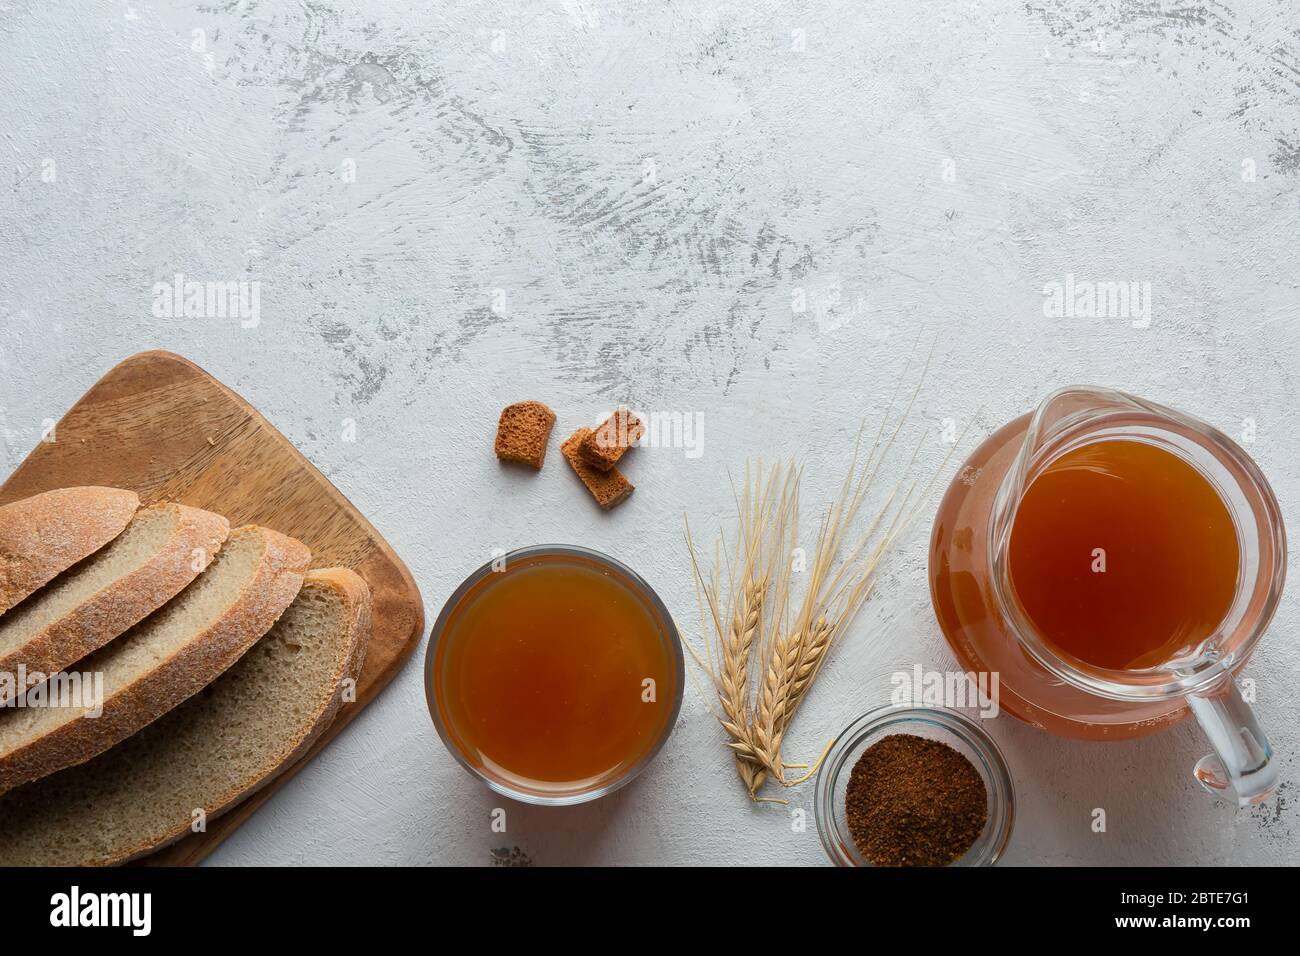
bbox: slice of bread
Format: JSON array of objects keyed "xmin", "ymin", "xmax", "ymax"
[
  {"xmin": 561, "ymin": 427, "xmax": 635, "ymax": 510},
  {"xmin": 0, "ymin": 568, "xmax": 370, "ymax": 866},
  {"xmin": 0, "ymin": 487, "xmax": 139, "ymax": 617},
  {"xmin": 579, "ymin": 408, "xmax": 644, "ymax": 471},
  {"xmin": 0, "ymin": 525, "xmax": 310, "ymax": 796},
  {"xmin": 0, "ymin": 503, "xmax": 231, "ymax": 705},
  {"xmin": 495, "ymin": 400, "xmax": 556, "ymax": 469}
]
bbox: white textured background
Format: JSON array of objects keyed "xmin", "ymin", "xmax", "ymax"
[{"xmin": 1, "ymin": 0, "xmax": 1298, "ymax": 865}]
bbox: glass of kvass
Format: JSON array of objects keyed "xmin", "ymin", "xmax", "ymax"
[
  {"xmin": 426, "ymin": 545, "xmax": 684, "ymax": 805},
  {"xmin": 931, "ymin": 387, "xmax": 1285, "ymax": 806}
]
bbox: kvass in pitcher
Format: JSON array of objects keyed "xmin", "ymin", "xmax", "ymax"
[{"xmin": 930, "ymin": 388, "xmax": 1285, "ymax": 806}]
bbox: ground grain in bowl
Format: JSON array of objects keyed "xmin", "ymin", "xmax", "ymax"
[{"xmin": 845, "ymin": 733, "xmax": 988, "ymax": 866}]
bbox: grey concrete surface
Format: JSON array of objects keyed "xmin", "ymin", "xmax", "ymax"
[{"xmin": 1, "ymin": 0, "xmax": 1297, "ymax": 865}]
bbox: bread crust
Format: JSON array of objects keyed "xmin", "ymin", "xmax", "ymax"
[
  {"xmin": 0, "ymin": 487, "xmax": 139, "ymax": 616},
  {"xmin": 0, "ymin": 525, "xmax": 309, "ymax": 795},
  {"xmin": 0, "ymin": 503, "xmax": 231, "ymax": 706}
]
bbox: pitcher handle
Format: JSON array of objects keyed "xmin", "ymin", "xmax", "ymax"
[{"xmin": 1186, "ymin": 672, "xmax": 1277, "ymax": 807}]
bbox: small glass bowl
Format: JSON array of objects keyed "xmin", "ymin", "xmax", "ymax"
[
  {"xmin": 425, "ymin": 544, "xmax": 684, "ymax": 806},
  {"xmin": 814, "ymin": 705, "xmax": 1015, "ymax": 866}
]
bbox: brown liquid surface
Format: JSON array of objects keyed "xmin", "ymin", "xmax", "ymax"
[
  {"xmin": 436, "ymin": 555, "xmax": 676, "ymax": 790},
  {"xmin": 1008, "ymin": 440, "xmax": 1239, "ymax": 670}
]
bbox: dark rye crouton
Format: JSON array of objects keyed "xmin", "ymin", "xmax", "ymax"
[
  {"xmin": 562, "ymin": 428, "xmax": 634, "ymax": 510},
  {"xmin": 579, "ymin": 408, "xmax": 644, "ymax": 472},
  {"xmin": 494, "ymin": 401, "xmax": 556, "ymax": 469}
]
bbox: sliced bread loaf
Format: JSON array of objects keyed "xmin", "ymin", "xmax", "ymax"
[
  {"xmin": 0, "ymin": 502, "xmax": 230, "ymax": 705},
  {"xmin": 0, "ymin": 524, "xmax": 310, "ymax": 796},
  {"xmin": 0, "ymin": 568, "xmax": 371, "ymax": 866},
  {"xmin": 0, "ymin": 487, "xmax": 139, "ymax": 616}
]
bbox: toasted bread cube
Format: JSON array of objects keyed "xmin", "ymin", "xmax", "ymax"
[
  {"xmin": 494, "ymin": 401, "xmax": 556, "ymax": 469},
  {"xmin": 579, "ymin": 408, "xmax": 644, "ymax": 472},
  {"xmin": 562, "ymin": 428, "xmax": 634, "ymax": 510}
]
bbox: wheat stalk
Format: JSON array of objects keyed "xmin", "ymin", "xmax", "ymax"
[
  {"xmin": 780, "ymin": 615, "xmax": 833, "ymax": 733},
  {"xmin": 719, "ymin": 575, "xmax": 762, "ymax": 734},
  {"xmin": 719, "ymin": 575, "xmax": 766, "ymax": 792},
  {"xmin": 685, "ymin": 340, "xmax": 950, "ymax": 802}
]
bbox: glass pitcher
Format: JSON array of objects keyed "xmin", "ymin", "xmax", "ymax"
[{"xmin": 930, "ymin": 387, "xmax": 1285, "ymax": 806}]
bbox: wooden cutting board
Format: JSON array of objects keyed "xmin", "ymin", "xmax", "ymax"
[{"xmin": 0, "ymin": 350, "xmax": 425, "ymax": 865}]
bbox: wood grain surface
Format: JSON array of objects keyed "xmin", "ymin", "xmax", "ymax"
[{"xmin": 0, "ymin": 350, "xmax": 425, "ymax": 865}]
